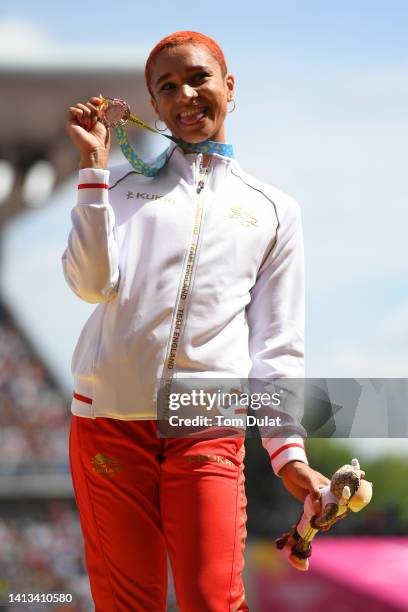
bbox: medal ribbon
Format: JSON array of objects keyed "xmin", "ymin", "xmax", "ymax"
[
  {"xmin": 100, "ymin": 96, "xmax": 234, "ymax": 177},
  {"xmin": 114, "ymin": 125, "xmax": 170, "ymax": 177}
]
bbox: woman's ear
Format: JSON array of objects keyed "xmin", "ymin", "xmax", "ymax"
[{"xmin": 226, "ymin": 74, "xmax": 235, "ymax": 102}]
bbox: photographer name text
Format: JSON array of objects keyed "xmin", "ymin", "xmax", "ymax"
[{"xmin": 168, "ymin": 415, "xmax": 282, "ymax": 427}]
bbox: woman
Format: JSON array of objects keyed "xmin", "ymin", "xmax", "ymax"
[{"xmin": 64, "ymin": 31, "xmax": 329, "ymax": 611}]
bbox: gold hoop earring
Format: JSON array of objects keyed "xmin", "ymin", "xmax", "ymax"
[
  {"xmin": 227, "ymin": 99, "xmax": 236, "ymax": 114},
  {"xmin": 155, "ymin": 119, "xmax": 167, "ymax": 132}
]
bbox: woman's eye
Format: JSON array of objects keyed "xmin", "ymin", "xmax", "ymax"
[
  {"xmin": 192, "ymin": 72, "xmax": 209, "ymax": 83},
  {"xmin": 161, "ymin": 82, "xmax": 176, "ymax": 91},
  {"xmin": 159, "ymin": 72, "xmax": 209, "ymax": 92}
]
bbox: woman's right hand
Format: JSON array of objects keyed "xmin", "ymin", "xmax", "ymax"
[{"xmin": 67, "ymin": 96, "xmax": 110, "ymax": 169}]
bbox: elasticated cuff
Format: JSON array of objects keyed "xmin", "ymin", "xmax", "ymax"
[
  {"xmin": 262, "ymin": 435, "xmax": 308, "ymax": 476},
  {"xmin": 77, "ymin": 169, "xmax": 110, "ymax": 206}
]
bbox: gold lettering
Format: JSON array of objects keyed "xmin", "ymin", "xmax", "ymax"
[{"xmin": 229, "ymin": 205, "xmax": 258, "ymax": 227}]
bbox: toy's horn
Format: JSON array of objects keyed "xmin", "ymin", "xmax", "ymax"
[{"xmin": 351, "ymin": 458, "xmax": 360, "ymax": 471}]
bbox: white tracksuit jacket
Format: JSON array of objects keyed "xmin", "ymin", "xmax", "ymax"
[{"xmin": 62, "ymin": 143, "xmax": 308, "ymax": 474}]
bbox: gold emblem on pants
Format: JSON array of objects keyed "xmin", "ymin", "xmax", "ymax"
[
  {"xmin": 91, "ymin": 453, "xmax": 122, "ymax": 478},
  {"xmin": 187, "ymin": 454, "xmax": 235, "ymax": 468}
]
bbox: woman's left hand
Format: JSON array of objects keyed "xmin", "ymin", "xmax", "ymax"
[{"xmin": 278, "ymin": 460, "xmax": 331, "ymax": 515}]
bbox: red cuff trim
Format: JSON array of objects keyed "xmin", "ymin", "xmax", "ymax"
[
  {"xmin": 73, "ymin": 391, "xmax": 93, "ymax": 405},
  {"xmin": 270, "ymin": 442, "xmax": 305, "ymax": 461},
  {"xmin": 78, "ymin": 183, "xmax": 109, "ymax": 190}
]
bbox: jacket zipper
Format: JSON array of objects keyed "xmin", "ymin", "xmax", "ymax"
[{"xmin": 159, "ymin": 154, "xmax": 211, "ymax": 418}]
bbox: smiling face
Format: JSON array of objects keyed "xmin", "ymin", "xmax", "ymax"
[{"xmin": 148, "ymin": 43, "xmax": 235, "ymax": 145}]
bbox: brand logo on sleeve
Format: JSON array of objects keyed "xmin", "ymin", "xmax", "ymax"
[
  {"xmin": 229, "ymin": 206, "xmax": 258, "ymax": 227},
  {"xmin": 126, "ymin": 191, "xmax": 175, "ymax": 205}
]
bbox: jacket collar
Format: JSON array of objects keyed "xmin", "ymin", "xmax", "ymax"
[{"xmin": 165, "ymin": 142, "xmax": 235, "ymax": 187}]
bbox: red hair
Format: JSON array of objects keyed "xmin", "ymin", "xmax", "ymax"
[{"xmin": 145, "ymin": 31, "xmax": 227, "ymax": 97}]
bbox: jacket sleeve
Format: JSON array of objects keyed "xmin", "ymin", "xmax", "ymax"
[
  {"xmin": 246, "ymin": 196, "xmax": 308, "ymax": 475},
  {"xmin": 61, "ymin": 168, "xmax": 120, "ymax": 304}
]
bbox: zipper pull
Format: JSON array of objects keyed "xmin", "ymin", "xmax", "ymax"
[
  {"xmin": 196, "ymin": 153, "xmax": 203, "ymax": 194},
  {"xmin": 196, "ymin": 179, "xmax": 205, "ymax": 194},
  {"xmin": 196, "ymin": 154, "xmax": 210, "ymax": 194}
]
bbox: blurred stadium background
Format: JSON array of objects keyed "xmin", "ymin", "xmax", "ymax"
[{"xmin": 1, "ymin": 5, "xmax": 408, "ymax": 612}]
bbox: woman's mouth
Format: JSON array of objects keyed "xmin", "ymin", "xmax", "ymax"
[{"xmin": 177, "ymin": 107, "xmax": 208, "ymax": 126}]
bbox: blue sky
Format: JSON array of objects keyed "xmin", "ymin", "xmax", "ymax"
[
  {"xmin": 2, "ymin": 1, "xmax": 408, "ymax": 73},
  {"xmin": 0, "ymin": 2, "xmax": 407, "ymax": 452},
  {"xmin": 1, "ymin": 1, "xmax": 407, "ymax": 57}
]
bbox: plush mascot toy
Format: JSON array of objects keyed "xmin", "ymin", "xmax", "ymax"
[{"xmin": 275, "ymin": 458, "xmax": 373, "ymax": 571}]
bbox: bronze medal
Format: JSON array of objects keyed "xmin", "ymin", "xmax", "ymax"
[{"xmin": 99, "ymin": 98, "xmax": 130, "ymax": 128}]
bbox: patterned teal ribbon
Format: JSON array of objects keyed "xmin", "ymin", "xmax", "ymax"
[{"xmin": 114, "ymin": 125, "xmax": 234, "ymax": 177}]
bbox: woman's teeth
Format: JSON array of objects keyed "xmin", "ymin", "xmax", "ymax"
[{"xmin": 178, "ymin": 108, "xmax": 207, "ymax": 125}]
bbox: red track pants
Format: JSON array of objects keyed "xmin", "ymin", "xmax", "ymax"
[{"xmin": 69, "ymin": 415, "xmax": 249, "ymax": 611}]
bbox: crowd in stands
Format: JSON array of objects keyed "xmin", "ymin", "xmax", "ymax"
[
  {"xmin": 0, "ymin": 309, "xmax": 70, "ymax": 475},
  {"xmin": 0, "ymin": 502, "xmax": 92, "ymax": 611}
]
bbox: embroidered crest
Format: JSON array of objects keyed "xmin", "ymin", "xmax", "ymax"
[
  {"xmin": 229, "ymin": 206, "xmax": 258, "ymax": 227},
  {"xmin": 91, "ymin": 453, "xmax": 122, "ymax": 478}
]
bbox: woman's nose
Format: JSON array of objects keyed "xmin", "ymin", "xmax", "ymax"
[{"xmin": 177, "ymin": 84, "xmax": 198, "ymax": 101}]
